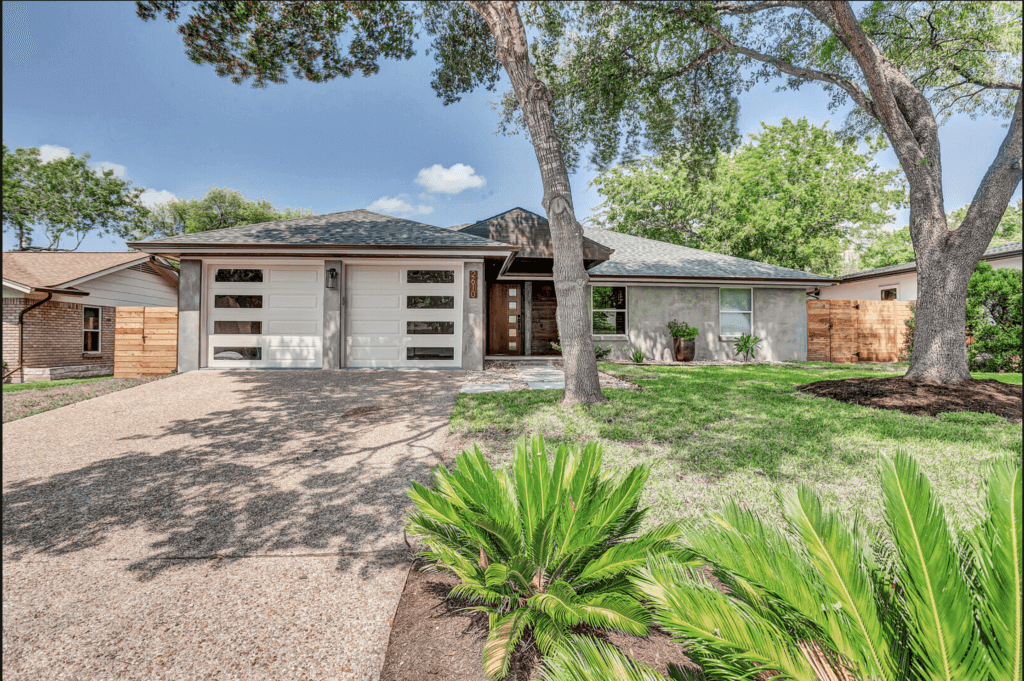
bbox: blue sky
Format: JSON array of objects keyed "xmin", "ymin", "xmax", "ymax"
[{"xmin": 2, "ymin": 1, "xmax": 1019, "ymax": 252}]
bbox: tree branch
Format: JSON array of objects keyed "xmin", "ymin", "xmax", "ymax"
[
  {"xmin": 712, "ymin": 1, "xmax": 802, "ymax": 15},
  {"xmin": 950, "ymin": 65, "xmax": 1021, "ymax": 91}
]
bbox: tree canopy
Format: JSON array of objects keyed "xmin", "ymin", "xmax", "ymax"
[
  {"xmin": 2, "ymin": 143, "xmax": 149, "ymax": 250},
  {"xmin": 593, "ymin": 118, "xmax": 905, "ymax": 276}
]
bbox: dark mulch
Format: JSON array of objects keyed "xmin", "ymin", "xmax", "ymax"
[
  {"xmin": 797, "ymin": 376, "xmax": 1022, "ymax": 421},
  {"xmin": 380, "ymin": 564, "xmax": 697, "ymax": 681}
]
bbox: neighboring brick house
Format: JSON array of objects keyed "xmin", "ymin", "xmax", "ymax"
[{"xmin": 2, "ymin": 252, "xmax": 179, "ymax": 383}]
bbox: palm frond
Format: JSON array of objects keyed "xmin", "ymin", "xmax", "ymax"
[
  {"xmin": 482, "ymin": 609, "xmax": 535, "ymax": 680},
  {"xmin": 575, "ymin": 592, "xmax": 650, "ymax": 635},
  {"xmin": 540, "ymin": 635, "xmax": 665, "ymax": 681}
]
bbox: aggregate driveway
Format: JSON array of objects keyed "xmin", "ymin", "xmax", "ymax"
[{"xmin": 2, "ymin": 369, "xmax": 465, "ymax": 680}]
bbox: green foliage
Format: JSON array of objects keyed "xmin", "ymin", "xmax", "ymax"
[
  {"xmin": 594, "ymin": 344, "xmax": 613, "ymax": 361},
  {"xmin": 2, "ymin": 143, "xmax": 149, "ymax": 250},
  {"xmin": 858, "ymin": 226, "xmax": 916, "ymax": 270},
  {"xmin": 948, "ymin": 199, "xmax": 1023, "ymax": 245},
  {"xmin": 406, "ymin": 435, "xmax": 679, "ymax": 680},
  {"xmin": 899, "ymin": 303, "xmax": 916, "ymax": 363},
  {"xmin": 666, "ymin": 320, "xmax": 699, "ymax": 341},
  {"xmin": 626, "ymin": 347, "xmax": 646, "ymax": 364},
  {"xmin": 128, "ymin": 186, "xmax": 312, "ymax": 240},
  {"xmin": 592, "ymin": 119, "xmax": 905, "ymax": 277},
  {"xmin": 967, "ymin": 261, "xmax": 1023, "ymax": 373},
  {"xmin": 631, "ymin": 451, "xmax": 1023, "ymax": 681},
  {"xmin": 733, "ymin": 333, "xmax": 761, "ymax": 362},
  {"xmin": 540, "ymin": 635, "xmax": 665, "ymax": 681}
]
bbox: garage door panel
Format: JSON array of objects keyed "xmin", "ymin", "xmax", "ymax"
[
  {"xmin": 350, "ymin": 346, "xmax": 401, "ymax": 360},
  {"xmin": 265, "ymin": 335, "xmax": 321, "ymax": 348},
  {"xmin": 272, "ymin": 269, "xmax": 319, "ymax": 284},
  {"xmin": 352, "ymin": 294, "xmax": 399, "ymax": 309},
  {"xmin": 265, "ymin": 347, "xmax": 320, "ymax": 362},
  {"xmin": 268, "ymin": 294, "xmax": 318, "ymax": 309},
  {"xmin": 350, "ymin": 335, "xmax": 401, "ymax": 347},
  {"xmin": 350, "ymin": 268, "xmax": 400, "ymax": 286},
  {"xmin": 351, "ymin": 319, "xmax": 400, "ymax": 334},
  {"xmin": 266, "ymin": 320, "xmax": 318, "ymax": 335}
]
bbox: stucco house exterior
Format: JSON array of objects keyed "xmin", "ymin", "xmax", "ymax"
[
  {"xmin": 816, "ymin": 241, "xmax": 1022, "ymax": 302},
  {"xmin": 2, "ymin": 252, "xmax": 179, "ymax": 383},
  {"xmin": 127, "ymin": 207, "xmax": 834, "ymax": 372}
]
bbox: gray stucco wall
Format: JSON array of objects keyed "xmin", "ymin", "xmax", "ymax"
[
  {"xmin": 598, "ymin": 286, "xmax": 807, "ymax": 362},
  {"xmin": 323, "ymin": 260, "xmax": 341, "ymax": 369},
  {"xmin": 177, "ymin": 260, "xmax": 201, "ymax": 373},
  {"xmin": 462, "ymin": 262, "xmax": 484, "ymax": 370}
]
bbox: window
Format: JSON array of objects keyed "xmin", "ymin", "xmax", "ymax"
[
  {"xmin": 881, "ymin": 288, "xmax": 898, "ymax": 301},
  {"xmin": 407, "ymin": 270, "xmax": 455, "ymax": 284},
  {"xmin": 215, "ymin": 294, "xmax": 263, "ymax": 308},
  {"xmin": 591, "ymin": 286, "xmax": 626, "ymax": 335},
  {"xmin": 83, "ymin": 307, "xmax": 101, "ymax": 352},
  {"xmin": 213, "ymin": 347, "xmax": 262, "ymax": 360},
  {"xmin": 215, "ymin": 268, "xmax": 263, "ymax": 283},
  {"xmin": 407, "ymin": 347, "xmax": 454, "ymax": 360},
  {"xmin": 214, "ymin": 321, "xmax": 263, "ymax": 334},
  {"xmin": 720, "ymin": 288, "xmax": 752, "ymax": 337},
  {"xmin": 407, "ymin": 295, "xmax": 454, "ymax": 309},
  {"xmin": 407, "ymin": 321, "xmax": 455, "ymax": 335}
]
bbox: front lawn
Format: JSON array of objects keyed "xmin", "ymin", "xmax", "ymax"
[
  {"xmin": 2, "ymin": 375, "xmax": 118, "ymax": 393},
  {"xmin": 449, "ymin": 364, "xmax": 1021, "ymax": 532},
  {"xmin": 2, "ymin": 374, "xmax": 172, "ymax": 422}
]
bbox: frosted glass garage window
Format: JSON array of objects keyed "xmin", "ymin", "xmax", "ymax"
[
  {"xmin": 407, "ymin": 270, "xmax": 455, "ymax": 284},
  {"xmin": 215, "ymin": 295, "xmax": 263, "ymax": 308},
  {"xmin": 213, "ymin": 347, "xmax": 262, "ymax": 360},
  {"xmin": 407, "ymin": 321, "xmax": 455, "ymax": 335},
  {"xmin": 214, "ymin": 321, "xmax": 262, "ymax": 334},
  {"xmin": 720, "ymin": 288, "xmax": 752, "ymax": 337},
  {"xmin": 407, "ymin": 347, "xmax": 454, "ymax": 360},
  {"xmin": 407, "ymin": 295, "xmax": 454, "ymax": 309},
  {"xmin": 215, "ymin": 269, "xmax": 263, "ymax": 283}
]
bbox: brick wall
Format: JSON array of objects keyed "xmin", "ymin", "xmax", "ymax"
[{"xmin": 2, "ymin": 298, "xmax": 115, "ymax": 383}]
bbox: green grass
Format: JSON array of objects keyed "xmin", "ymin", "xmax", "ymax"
[
  {"xmin": 449, "ymin": 364, "xmax": 1021, "ymax": 533},
  {"xmin": 2, "ymin": 375, "xmax": 118, "ymax": 393}
]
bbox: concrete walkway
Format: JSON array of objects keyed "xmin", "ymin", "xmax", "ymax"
[{"xmin": 2, "ymin": 369, "xmax": 465, "ymax": 681}]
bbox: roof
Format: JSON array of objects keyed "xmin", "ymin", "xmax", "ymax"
[
  {"xmin": 583, "ymin": 227, "xmax": 835, "ymax": 282},
  {"xmin": 2, "ymin": 251, "xmax": 150, "ymax": 290},
  {"xmin": 131, "ymin": 209, "xmax": 509, "ymax": 249},
  {"xmin": 459, "ymin": 208, "xmax": 614, "ymax": 263},
  {"xmin": 841, "ymin": 240, "xmax": 1022, "ymax": 282}
]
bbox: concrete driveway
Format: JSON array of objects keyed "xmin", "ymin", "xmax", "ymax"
[{"xmin": 2, "ymin": 369, "xmax": 465, "ymax": 680}]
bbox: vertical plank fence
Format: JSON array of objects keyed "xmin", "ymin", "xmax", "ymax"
[
  {"xmin": 114, "ymin": 306, "xmax": 178, "ymax": 378},
  {"xmin": 807, "ymin": 300, "xmax": 913, "ymax": 363}
]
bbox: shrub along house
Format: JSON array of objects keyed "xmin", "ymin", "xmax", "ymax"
[
  {"xmin": 127, "ymin": 208, "xmax": 834, "ymax": 372},
  {"xmin": 2, "ymin": 251, "xmax": 179, "ymax": 382}
]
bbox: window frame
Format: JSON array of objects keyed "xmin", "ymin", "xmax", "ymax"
[
  {"xmin": 879, "ymin": 285, "xmax": 899, "ymax": 301},
  {"xmin": 83, "ymin": 306, "xmax": 102, "ymax": 354},
  {"xmin": 719, "ymin": 287, "xmax": 754, "ymax": 339},
  {"xmin": 590, "ymin": 285, "xmax": 629, "ymax": 338}
]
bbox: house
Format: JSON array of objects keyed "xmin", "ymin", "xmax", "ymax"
[
  {"xmin": 2, "ymin": 252, "xmax": 179, "ymax": 383},
  {"xmin": 816, "ymin": 241, "xmax": 1022, "ymax": 302},
  {"xmin": 126, "ymin": 208, "xmax": 834, "ymax": 372}
]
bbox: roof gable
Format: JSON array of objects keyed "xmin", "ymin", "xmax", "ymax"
[
  {"xmin": 459, "ymin": 208, "xmax": 614, "ymax": 262},
  {"xmin": 2, "ymin": 252, "xmax": 151, "ymax": 289}
]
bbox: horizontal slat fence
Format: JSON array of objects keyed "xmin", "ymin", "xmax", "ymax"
[
  {"xmin": 114, "ymin": 306, "xmax": 177, "ymax": 378},
  {"xmin": 807, "ymin": 300, "xmax": 913, "ymax": 363}
]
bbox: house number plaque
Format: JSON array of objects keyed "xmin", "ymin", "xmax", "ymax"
[{"xmin": 469, "ymin": 270, "xmax": 478, "ymax": 298}]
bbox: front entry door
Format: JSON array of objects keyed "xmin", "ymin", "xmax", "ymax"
[{"xmin": 488, "ymin": 283, "xmax": 522, "ymax": 355}]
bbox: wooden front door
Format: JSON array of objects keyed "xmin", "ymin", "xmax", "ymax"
[{"xmin": 488, "ymin": 283, "xmax": 522, "ymax": 355}]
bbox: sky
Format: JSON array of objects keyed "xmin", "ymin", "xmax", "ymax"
[{"xmin": 2, "ymin": 1, "xmax": 1020, "ymax": 253}]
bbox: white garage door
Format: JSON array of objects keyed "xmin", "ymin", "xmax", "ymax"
[
  {"xmin": 206, "ymin": 264, "xmax": 323, "ymax": 369},
  {"xmin": 346, "ymin": 264, "xmax": 462, "ymax": 368}
]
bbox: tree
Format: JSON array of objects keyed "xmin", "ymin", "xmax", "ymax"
[
  {"xmin": 515, "ymin": 1, "xmax": 1022, "ymax": 384},
  {"xmin": 2, "ymin": 143, "xmax": 149, "ymax": 250},
  {"xmin": 137, "ymin": 0, "xmax": 606, "ymax": 404},
  {"xmin": 129, "ymin": 186, "xmax": 313, "ymax": 240},
  {"xmin": 948, "ymin": 197, "xmax": 1023, "ymax": 245},
  {"xmin": 594, "ymin": 117, "xmax": 906, "ymax": 277}
]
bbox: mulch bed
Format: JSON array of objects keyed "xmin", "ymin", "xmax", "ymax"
[
  {"xmin": 380, "ymin": 563, "xmax": 697, "ymax": 681},
  {"xmin": 797, "ymin": 376, "xmax": 1022, "ymax": 421}
]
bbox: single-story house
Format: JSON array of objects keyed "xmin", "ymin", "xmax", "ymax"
[
  {"xmin": 127, "ymin": 208, "xmax": 835, "ymax": 371},
  {"xmin": 816, "ymin": 240, "xmax": 1022, "ymax": 302},
  {"xmin": 2, "ymin": 251, "xmax": 179, "ymax": 383}
]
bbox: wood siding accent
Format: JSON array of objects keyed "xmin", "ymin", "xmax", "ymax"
[
  {"xmin": 487, "ymin": 283, "xmax": 522, "ymax": 355},
  {"xmin": 114, "ymin": 306, "xmax": 178, "ymax": 377},
  {"xmin": 806, "ymin": 300, "xmax": 914, "ymax": 363},
  {"xmin": 531, "ymin": 283, "xmax": 559, "ymax": 355}
]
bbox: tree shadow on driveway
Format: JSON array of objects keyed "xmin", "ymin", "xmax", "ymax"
[{"xmin": 2, "ymin": 369, "xmax": 464, "ymax": 579}]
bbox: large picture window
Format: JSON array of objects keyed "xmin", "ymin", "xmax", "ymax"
[
  {"xmin": 591, "ymin": 286, "xmax": 627, "ymax": 335},
  {"xmin": 83, "ymin": 306, "xmax": 101, "ymax": 352},
  {"xmin": 720, "ymin": 288, "xmax": 752, "ymax": 337}
]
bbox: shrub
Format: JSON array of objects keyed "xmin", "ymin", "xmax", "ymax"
[
  {"xmin": 967, "ymin": 261, "xmax": 1022, "ymax": 372},
  {"xmin": 899, "ymin": 302, "xmax": 916, "ymax": 362},
  {"xmin": 626, "ymin": 346, "xmax": 646, "ymax": 364},
  {"xmin": 665, "ymin": 320, "xmax": 699, "ymax": 341},
  {"xmin": 550, "ymin": 340, "xmax": 615, "ymax": 361},
  {"xmin": 733, "ymin": 332, "xmax": 762, "ymax": 362},
  {"xmin": 626, "ymin": 451, "xmax": 1022, "ymax": 681},
  {"xmin": 406, "ymin": 435, "xmax": 680, "ymax": 680}
]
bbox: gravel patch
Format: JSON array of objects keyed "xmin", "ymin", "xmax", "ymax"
[
  {"xmin": 3, "ymin": 375, "xmax": 169, "ymax": 423},
  {"xmin": 3, "ymin": 369, "xmax": 464, "ymax": 680}
]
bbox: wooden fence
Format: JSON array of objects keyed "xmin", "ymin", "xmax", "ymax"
[
  {"xmin": 114, "ymin": 307, "xmax": 178, "ymax": 378},
  {"xmin": 807, "ymin": 300, "xmax": 914, "ymax": 363}
]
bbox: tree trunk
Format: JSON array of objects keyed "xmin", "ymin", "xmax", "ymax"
[{"xmin": 467, "ymin": 0, "xmax": 605, "ymax": 405}]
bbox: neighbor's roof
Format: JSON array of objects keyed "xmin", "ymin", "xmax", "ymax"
[
  {"xmin": 2, "ymin": 251, "xmax": 150, "ymax": 290},
  {"xmin": 841, "ymin": 240, "xmax": 1022, "ymax": 282},
  {"xmin": 583, "ymin": 227, "xmax": 835, "ymax": 282},
  {"xmin": 130, "ymin": 209, "xmax": 511, "ymax": 249}
]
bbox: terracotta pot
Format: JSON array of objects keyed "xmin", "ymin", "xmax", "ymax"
[{"xmin": 673, "ymin": 338, "xmax": 696, "ymax": 362}]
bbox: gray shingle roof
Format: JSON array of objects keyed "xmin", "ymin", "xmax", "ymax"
[
  {"xmin": 130, "ymin": 209, "xmax": 510, "ymax": 248},
  {"xmin": 584, "ymin": 227, "xmax": 834, "ymax": 281},
  {"xmin": 841, "ymin": 240, "xmax": 1022, "ymax": 281}
]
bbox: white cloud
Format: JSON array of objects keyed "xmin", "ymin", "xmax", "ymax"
[
  {"xmin": 140, "ymin": 189, "xmax": 177, "ymax": 208},
  {"xmin": 367, "ymin": 196, "xmax": 434, "ymax": 216},
  {"xmin": 93, "ymin": 161, "xmax": 126, "ymax": 178},
  {"xmin": 414, "ymin": 163, "xmax": 486, "ymax": 194},
  {"xmin": 38, "ymin": 144, "xmax": 72, "ymax": 163}
]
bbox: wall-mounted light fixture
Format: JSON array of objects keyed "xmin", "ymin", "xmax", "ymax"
[{"xmin": 326, "ymin": 268, "xmax": 338, "ymax": 290}]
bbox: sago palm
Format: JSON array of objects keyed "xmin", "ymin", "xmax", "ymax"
[
  {"xmin": 624, "ymin": 451, "xmax": 1022, "ymax": 681},
  {"xmin": 406, "ymin": 434, "xmax": 680, "ymax": 680}
]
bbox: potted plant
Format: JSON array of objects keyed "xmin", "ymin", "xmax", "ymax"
[{"xmin": 666, "ymin": 320, "xmax": 698, "ymax": 362}]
